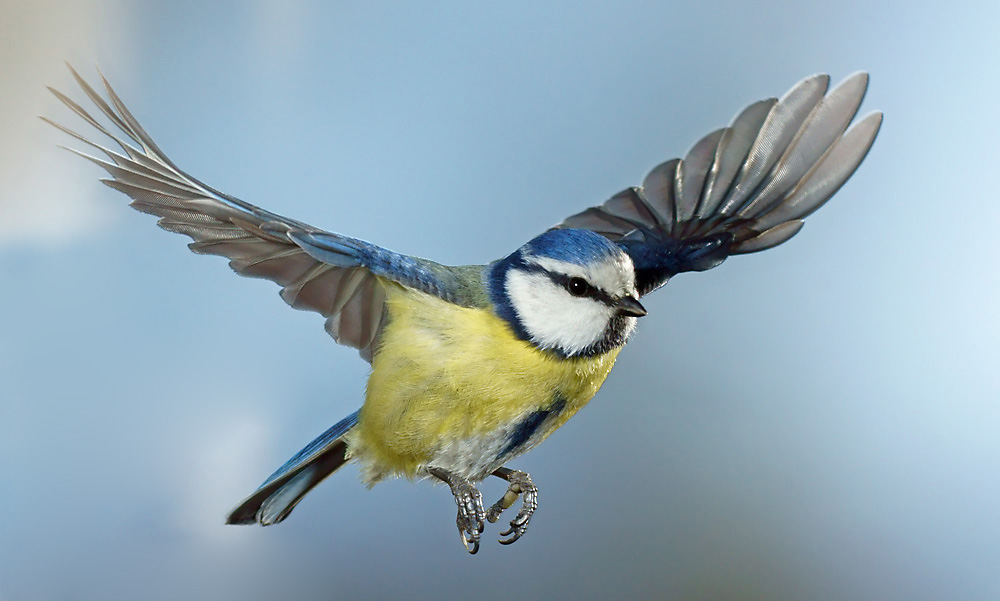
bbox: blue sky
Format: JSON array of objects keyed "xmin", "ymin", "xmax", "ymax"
[{"xmin": 2, "ymin": 1, "xmax": 999, "ymax": 600}]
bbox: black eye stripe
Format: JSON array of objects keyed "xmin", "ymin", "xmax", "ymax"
[
  {"xmin": 514, "ymin": 262, "xmax": 620, "ymax": 306},
  {"xmin": 547, "ymin": 273, "xmax": 615, "ymax": 305}
]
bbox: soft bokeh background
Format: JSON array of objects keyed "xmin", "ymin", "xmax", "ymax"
[{"xmin": 1, "ymin": 1, "xmax": 997, "ymax": 599}]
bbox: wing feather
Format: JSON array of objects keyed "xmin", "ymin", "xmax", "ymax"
[
  {"xmin": 639, "ymin": 158, "xmax": 680, "ymax": 232},
  {"xmin": 554, "ymin": 72, "xmax": 881, "ymax": 295},
  {"xmin": 696, "ymin": 99, "xmax": 776, "ymax": 221},
  {"xmin": 678, "ymin": 128, "xmax": 726, "ymax": 223},
  {"xmin": 718, "ymin": 74, "xmax": 830, "ymax": 217},
  {"xmin": 48, "ymin": 65, "xmax": 476, "ymax": 361}
]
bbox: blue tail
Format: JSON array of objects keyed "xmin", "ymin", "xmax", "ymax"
[{"xmin": 227, "ymin": 410, "xmax": 360, "ymax": 525}]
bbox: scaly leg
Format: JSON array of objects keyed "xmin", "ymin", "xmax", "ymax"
[
  {"xmin": 429, "ymin": 467, "xmax": 486, "ymax": 554},
  {"xmin": 485, "ymin": 466, "xmax": 537, "ymax": 545}
]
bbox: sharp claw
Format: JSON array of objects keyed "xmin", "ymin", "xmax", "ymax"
[
  {"xmin": 497, "ymin": 517, "xmax": 526, "ymax": 542},
  {"xmin": 498, "ymin": 532, "xmax": 521, "ymax": 545},
  {"xmin": 457, "ymin": 518, "xmax": 483, "ymax": 554},
  {"xmin": 432, "ymin": 467, "xmax": 487, "ymax": 554},
  {"xmin": 460, "ymin": 531, "xmax": 480, "ymax": 555}
]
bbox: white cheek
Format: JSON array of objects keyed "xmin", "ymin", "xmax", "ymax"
[{"xmin": 505, "ymin": 270, "xmax": 613, "ymax": 355}]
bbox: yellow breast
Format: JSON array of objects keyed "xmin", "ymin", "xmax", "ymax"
[{"xmin": 350, "ymin": 281, "xmax": 621, "ymax": 482}]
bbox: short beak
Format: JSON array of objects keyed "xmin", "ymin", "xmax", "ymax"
[{"xmin": 614, "ymin": 295, "xmax": 647, "ymax": 317}]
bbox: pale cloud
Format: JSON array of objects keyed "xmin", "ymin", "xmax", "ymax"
[
  {"xmin": 250, "ymin": 0, "xmax": 312, "ymax": 70},
  {"xmin": 168, "ymin": 407, "xmax": 277, "ymax": 545},
  {"xmin": 0, "ymin": 0, "xmax": 135, "ymax": 248}
]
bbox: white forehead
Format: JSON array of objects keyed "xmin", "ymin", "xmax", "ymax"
[{"xmin": 525, "ymin": 254, "xmax": 636, "ymax": 296}]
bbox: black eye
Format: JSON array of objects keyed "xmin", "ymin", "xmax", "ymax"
[{"xmin": 566, "ymin": 277, "xmax": 590, "ymax": 297}]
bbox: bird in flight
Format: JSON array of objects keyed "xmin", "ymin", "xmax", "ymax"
[{"xmin": 47, "ymin": 66, "xmax": 881, "ymax": 554}]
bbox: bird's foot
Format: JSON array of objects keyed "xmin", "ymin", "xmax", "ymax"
[
  {"xmin": 430, "ymin": 467, "xmax": 486, "ymax": 554},
  {"xmin": 486, "ymin": 467, "xmax": 537, "ymax": 545}
]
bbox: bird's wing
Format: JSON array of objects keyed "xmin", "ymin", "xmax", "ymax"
[
  {"xmin": 554, "ymin": 72, "xmax": 882, "ymax": 296},
  {"xmin": 46, "ymin": 65, "xmax": 475, "ymax": 362}
]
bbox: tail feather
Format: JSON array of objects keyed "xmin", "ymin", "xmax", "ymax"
[{"xmin": 227, "ymin": 410, "xmax": 360, "ymax": 525}]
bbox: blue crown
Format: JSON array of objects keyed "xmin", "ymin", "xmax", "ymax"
[{"xmin": 521, "ymin": 229, "xmax": 623, "ymax": 266}]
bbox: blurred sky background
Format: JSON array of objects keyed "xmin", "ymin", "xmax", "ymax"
[{"xmin": 1, "ymin": 1, "xmax": 998, "ymax": 600}]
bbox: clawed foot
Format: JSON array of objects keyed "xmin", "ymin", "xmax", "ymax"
[
  {"xmin": 485, "ymin": 467, "xmax": 537, "ymax": 545},
  {"xmin": 430, "ymin": 467, "xmax": 486, "ymax": 554},
  {"xmin": 430, "ymin": 466, "xmax": 538, "ymax": 553}
]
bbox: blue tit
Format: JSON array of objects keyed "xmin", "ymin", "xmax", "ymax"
[{"xmin": 47, "ymin": 66, "xmax": 881, "ymax": 554}]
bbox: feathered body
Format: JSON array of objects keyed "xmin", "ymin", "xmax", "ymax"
[
  {"xmin": 47, "ymin": 66, "xmax": 881, "ymax": 552},
  {"xmin": 355, "ymin": 280, "xmax": 621, "ymax": 483}
]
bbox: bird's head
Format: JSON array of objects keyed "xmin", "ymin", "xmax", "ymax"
[{"xmin": 488, "ymin": 229, "xmax": 646, "ymax": 358}]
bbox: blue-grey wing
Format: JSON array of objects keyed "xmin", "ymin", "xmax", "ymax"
[
  {"xmin": 47, "ymin": 65, "xmax": 469, "ymax": 361},
  {"xmin": 554, "ymin": 72, "xmax": 882, "ymax": 296}
]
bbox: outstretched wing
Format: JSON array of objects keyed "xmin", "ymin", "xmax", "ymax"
[
  {"xmin": 46, "ymin": 65, "xmax": 476, "ymax": 361},
  {"xmin": 554, "ymin": 72, "xmax": 882, "ymax": 296}
]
